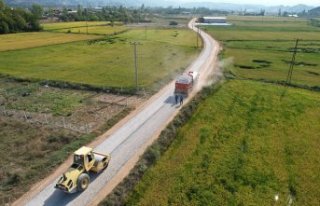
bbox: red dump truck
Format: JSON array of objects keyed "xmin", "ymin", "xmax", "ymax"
[{"xmin": 174, "ymin": 71, "xmax": 199, "ymax": 96}]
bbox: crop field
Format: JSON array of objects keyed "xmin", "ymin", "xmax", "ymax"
[
  {"xmin": 118, "ymin": 28, "xmax": 198, "ymax": 47},
  {"xmin": 125, "ymin": 80, "xmax": 320, "ymax": 205},
  {"xmin": 42, "ymin": 21, "xmax": 110, "ymax": 30},
  {"xmin": 0, "ymin": 28, "xmax": 199, "ymax": 90},
  {"xmin": 0, "ymin": 32, "xmax": 100, "ymax": 52},
  {"xmin": 55, "ymin": 25, "xmax": 128, "ymax": 35},
  {"xmin": 204, "ymin": 17, "xmax": 320, "ymax": 88}
]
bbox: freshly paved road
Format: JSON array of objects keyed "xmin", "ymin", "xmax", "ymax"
[{"xmin": 16, "ymin": 19, "xmax": 220, "ymax": 206}]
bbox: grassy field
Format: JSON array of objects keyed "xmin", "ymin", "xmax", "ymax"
[
  {"xmin": 0, "ymin": 32, "xmax": 100, "ymax": 52},
  {"xmin": 226, "ymin": 16, "xmax": 320, "ymax": 31},
  {"xmin": 0, "ymin": 81, "xmax": 87, "ymax": 116},
  {"xmin": 42, "ymin": 21, "xmax": 110, "ymax": 30},
  {"xmin": 204, "ymin": 17, "xmax": 320, "ymax": 88},
  {"xmin": 125, "ymin": 80, "xmax": 320, "ymax": 205},
  {"xmin": 0, "ymin": 28, "xmax": 199, "ymax": 90},
  {"xmin": 55, "ymin": 25, "xmax": 128, "ymax": 35}
]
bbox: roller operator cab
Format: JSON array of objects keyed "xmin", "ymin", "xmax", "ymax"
[{"xmin": 55, "ymin": 146, "xmax": 110, "ymax": 193}]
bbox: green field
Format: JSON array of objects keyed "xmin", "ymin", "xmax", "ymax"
[
  {"xmin": 204, "ymin": 17, "xmax": 320, "ymax": 87},
  {"xmin": 56, "ymin": 25, "xmax": 128, "ymax": 35},
  {"xmin": 226, "ymin": 16, "xmax": 320, "ymax": 32},
  {"xmin": 125, "ymin": 80, "xmax": 320, "ymax": 205},
  {"xmin": 0, "ymin": 32, "xmax": 99, "ymax": 52},
  {"xmin": 42, "ymin": 21, "xmax": 110, "ymax": 30},
  {"xmin": 0, "ymin": 28, "xmax": 199, "ymax": 90}
]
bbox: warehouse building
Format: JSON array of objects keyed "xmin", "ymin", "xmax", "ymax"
[
  {"xmin": 201, "ymin": 17, "xmax": 227, "ymax": 23},
  {"xmin": 198, "ymin": 16, "xmax": 231, "ymax": 26}
]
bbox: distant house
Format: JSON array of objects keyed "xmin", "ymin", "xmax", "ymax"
[
  {"xmin": 67, "ymin": 10, "xmax": 77, "ymax": 14},
  {"xmin": 288, "ymin": 14, "xmax": 299, "ymax": 18},
  {"xmin": 200, "ymin": 17, "xmax": 227, "ymax": 24}
]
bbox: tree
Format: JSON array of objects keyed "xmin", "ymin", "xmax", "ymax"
[
  {"xmin": 278, "ymin": 8, "xmax": 282, "ymax": 17},
  {"xmin": 0, "ymin": 21, "xmax": 9, "ymax": 34},
  {"xmin": 0, "ymin": 1, "xmax": 41, "ymax": 34},
  {"xmin": 77, "ymin": 4, "xmax": 83, "ymax": 20},
  {"xmin": 30, "ymin": 4, "xmax": 43, "ymax": 19},
  {"xmin": 12, "ymin": 10, "xmax": 27, "ymax": 31}
]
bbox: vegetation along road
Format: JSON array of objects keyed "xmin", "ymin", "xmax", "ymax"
[{"xmin": 14, "ymin": 19, "xmax": 221, "ymax": 206}]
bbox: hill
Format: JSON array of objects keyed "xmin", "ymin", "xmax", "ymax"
[{"xmin": 308, "ymin": 6, "xmax": 320, "ymax": 17}]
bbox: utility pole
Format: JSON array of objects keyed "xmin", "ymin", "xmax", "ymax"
[
  {"xmin": 130, "ymin": 42, "xmax": 141, "ymax": 91},
  {"xmin": 286, "ymin": 39, "xmax": 300, "ymax": 85}
]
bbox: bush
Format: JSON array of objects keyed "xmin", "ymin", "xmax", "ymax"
[{"xmin": 169, "ymin": 21, "xmax": 178, "ymax": 26}]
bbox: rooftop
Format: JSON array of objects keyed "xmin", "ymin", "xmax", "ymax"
[
  {"xmin": 203, "ymin": 17, "xmax": 227, "ymax": 20},
  {"xmin": 74, "ymin": 146, "xmax": 92, "ymax": 155}
]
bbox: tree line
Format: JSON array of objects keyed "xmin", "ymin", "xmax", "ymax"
[
  {"xmin": 50, "ymin": 5, "xmax": 229, "ymax": 23},
  {"xmin": 0, "ymin": 0, "xmax": 42, "ymax": 34},
  {"xmin": 55, "ymin": 5, "xmax": 149, "ymax": 24}
]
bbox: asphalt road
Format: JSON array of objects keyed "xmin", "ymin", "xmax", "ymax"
[{"xmin": 18, "ymin": 19, "xmax": 220, "ymax": 206}]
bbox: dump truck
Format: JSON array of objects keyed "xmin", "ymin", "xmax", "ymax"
[
  {"xmin": 174, "ymin": 71, "xmax": 199, "ymax": 96},
  {"xmin": 55, "ymin": 146, "xmax": 111, "ymax": 193}
]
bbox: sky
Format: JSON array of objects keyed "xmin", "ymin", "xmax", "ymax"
[{"xmin": 171, "ymin": 0, "xmax": 319, "ymax": 6}]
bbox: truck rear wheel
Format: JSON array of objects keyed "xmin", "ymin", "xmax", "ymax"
[{"xmin": 77, "ymin": 173, "xmax": 90, "ymax": 192}]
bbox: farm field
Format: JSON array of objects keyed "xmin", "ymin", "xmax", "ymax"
[
  {"xmin": 55, "ymin": 25, "xmax": 128, "ymax": 35},
  {"xmin": 226, "ymin": 16, "xmax": 320, "ymax": 31},
  {"xmin": 125, "ymin": 80, "xmax": 320, "ymax": 205},
  {"xmin": 0, "ymin": 79, "xmax": 146, "ymax": 203},
  {"xmin": 204, "ymin": 17, "xmax": 320, "ymax": 87},
  {"xmin": 42, "ymin": 21, "xmax": 110, "ymax": 30},
  {"xmin": 0, "ymin": 32, "xmax": 100, "ymax": 52},
  {"xmin": 0, "ymin": 28, "xmax": 199, "ymax": 91}
]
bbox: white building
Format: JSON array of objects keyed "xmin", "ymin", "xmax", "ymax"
[{"xmin": 202, "ymin": 17, "xmax": 227, "ymax": 24}]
